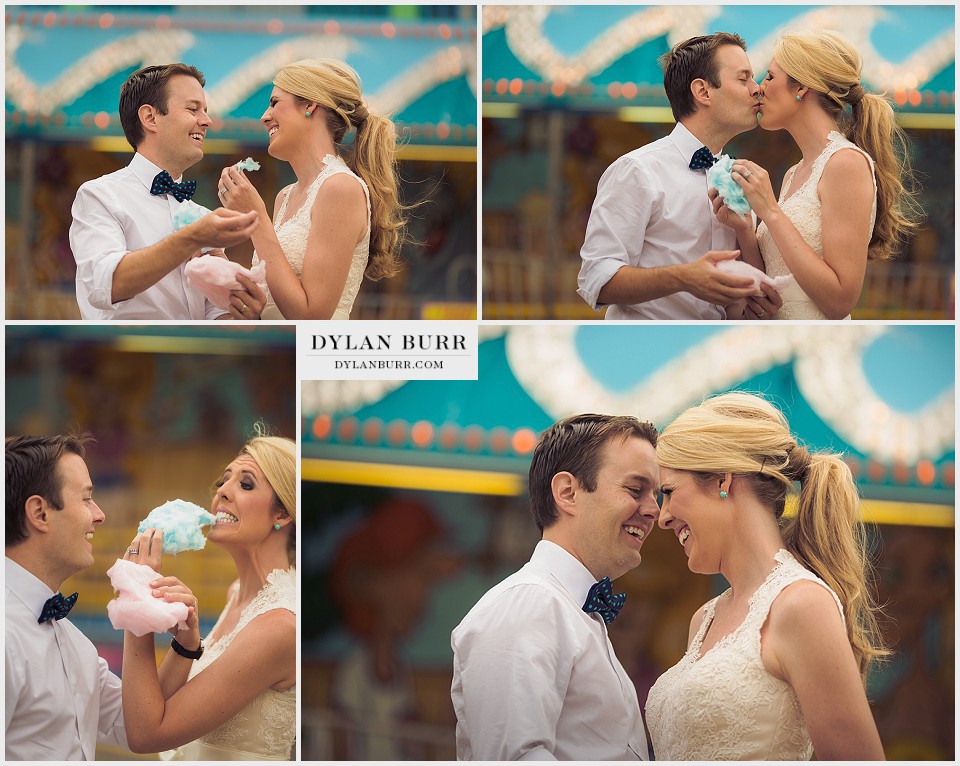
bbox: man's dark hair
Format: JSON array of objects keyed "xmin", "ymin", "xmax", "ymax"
[
  {"xmin": 659, "ymin": 32, "xmax": 748, "ymax": 121},
  {"xmin": 528, "ymin": 414, "xmax": 658, "ymax": 532},
  {"xmin": 6, "ymin": 432, "xmax": 93, "ymax": 547},
  {"xmin": 119, "ymin": 63, "xmax": 205, "ymax": 149}
]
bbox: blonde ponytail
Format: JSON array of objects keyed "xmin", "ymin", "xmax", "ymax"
[{"xmin": 781, "ymin": 450, "xmax": 888, "ymax": 678}]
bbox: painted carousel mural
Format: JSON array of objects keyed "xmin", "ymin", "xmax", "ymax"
[
  {"xmin": 5, "ymin": 5, "xmax": 477, "ymax": 320},
  {"xmin": 480, "ymin": 5, "xmax": 955, "ymax": 319},
  {"xmin": 301, "ymin": 324, "xmax": 955, "ymax": 760}
]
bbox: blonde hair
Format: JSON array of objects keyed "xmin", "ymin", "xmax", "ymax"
[
  {"xmin": 656, "ymin": 392, "xmax": 887, "ymax": 679},
  {"xmin": 774, "ymin": 30, "xmax": 921, "ymax": 261},
  {"xmin": 274, "ymin": 59, "xmax": 404, "ymax": 280},
  {"xmin": 241, "ymin": 431, "xmax": 296, "ymax": 565}
]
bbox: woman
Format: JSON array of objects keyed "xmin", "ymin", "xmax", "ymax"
[
  {"xmin": 645, "ymin": 392, "xmax": 886, "ymax": 760},
  {"xmin": 120, "ymin": 433, "xmax": 296, "ymax": 760},
  {"xmin": 712, "ymin": 30, "xmax": 919, "ymax": 320},
  {"xmin": 218, "ymin": 59, "xmax": 404, "ymax": 319}
]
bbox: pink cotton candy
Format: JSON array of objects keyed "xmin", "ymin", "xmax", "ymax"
[
  {"xmin": 184, "ymin": 255, "xmax": 268, "ymax": 310},
  {"xmin": 106, "ymin": 558, "xmax": 188, "ymax": 636},
  {"xmin": 716, "ymin": 259, "xmax": 794, "ymax": 297}
]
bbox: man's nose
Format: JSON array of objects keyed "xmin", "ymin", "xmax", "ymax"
[{"xmin": 92, "ymin": 503, "xmax": 106, "ymax": 524}]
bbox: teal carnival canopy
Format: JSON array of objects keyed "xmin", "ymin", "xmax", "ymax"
[
  {"xmin": 303, "ymin": 326, "xmax": 955, "ymax": 514},
  {"xmin": 6, "ymin": 6, "xmax": 477, "ymax": 148},
  {"xmin": 482, "ymin": 5, "xmax": 954, "ymax": 123}
]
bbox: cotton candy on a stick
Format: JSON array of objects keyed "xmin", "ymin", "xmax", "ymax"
[
  {"xmin": 716, "ymin": 259, "xmax": 794, "ymax": 297},
  {"xmin": 138, "ymin": 499, "xmax": 216, "ymax": 553},
  {"xmin": 106, "ymin": 558, "xmax": 189, "ymax": 636},
  {"xmin": 184, "ymin": 256, "xmax": 268, "ymax": 311}
]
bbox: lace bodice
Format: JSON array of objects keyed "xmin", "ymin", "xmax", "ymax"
[
  {"xmin": 254, "ymin": 154, "xmax": 371, "ymax": 320},
  {"xmin": 645, "ymin": 550, "xmax": 843, "ymax": 760},
  {"xmin": 166, "ymin": 568, "xmax": 296, "ymax": 761},
  {"xmin": 757, "ymin": 131, "xmax": 877, "ymax": 320}
]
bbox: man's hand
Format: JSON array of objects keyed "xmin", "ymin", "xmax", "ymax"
[
  {"xmin": 681, "ymin": 250, "xmax": 759, "ymax": 305},
  {"xmin": 709, "ymin": 188, "xmax": 753, "ymax": 234},
  {"xmin": 744, "ymin": 280, "xmax": 784, "ymax": 320},
  {"xmin": 224, "ymin": 273, "xmax": 266, "ymax": 320},
  {"xmin": 185, "ymin": 209, "xmax": 258, "ymax": 251}
]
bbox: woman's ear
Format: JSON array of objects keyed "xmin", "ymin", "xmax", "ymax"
[{"xmin": 719, "ymin": 473, "xmax": 733, "ymax": 497}]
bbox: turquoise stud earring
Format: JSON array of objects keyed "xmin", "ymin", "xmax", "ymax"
[
  {"xmin": 720, "ymin": 490, "xmax": 728, "ymax": 499},
  {"xmin": 305, "ymin": 110, "xmax": 311, "ymax": 117},
  {"xmin": 274, "ymin": 523, "xmax": 281, "ymax": 530},
  {"xmin": 796, "ymin": 95, "xmax": 802, "ymax": 102}
]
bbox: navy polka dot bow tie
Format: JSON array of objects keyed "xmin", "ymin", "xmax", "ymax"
[
  {"xmin": 38, "ymin": 592, "xmax": 78, "ymax": 624},
  {"xmin": 150, "ymin": 170, "xmax": 196, "ymax": 202},
  {"xmin": 689, "ymin": 146, "xmax": 718, "ymax": 170},
  {"xmin": 582, "ymin": 577, "xmax": 626, "ymax": 625}
]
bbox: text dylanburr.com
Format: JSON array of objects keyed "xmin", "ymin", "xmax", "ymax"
[{"xmin": 298, "ymin": 321, "xmax": 479, "ymax": 380}]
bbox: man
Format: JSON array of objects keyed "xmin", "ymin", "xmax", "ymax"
[
  {"xmin": 70, "ymin": 63, "xmax": 264, "ymax": 320},
  {"xmin": 578, "ymin": 33, "xmax": 783, "ymax": 320},
  {"xmin": 451, "ymin": 414, "xmax": 661, "ymax": 760},
  {"xmin": 5, "ymin": 433, "xmax": 127, "ymax": 759}
]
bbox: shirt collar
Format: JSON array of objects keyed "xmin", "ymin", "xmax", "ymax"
[
  {"xmin": 670, "ymin": 122, "xmax": 724, "ymax": 164},
  {"xmin": 5, "ymin": 557, "xmax": 56, "ymax": 621},
  {"xmin": 531, "ymin": 539, "xmax": 600, "ymax": 608},
  {"xmin": 129, "ymin": 152, "xmax": 183, "ymax": 190}
]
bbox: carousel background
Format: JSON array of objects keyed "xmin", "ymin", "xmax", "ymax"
[
  {"xmin": 301, "ymin": 324, "xmax": 954, "ymax": 760},
  {"xmin": 5, "ymin": 324, "xmax": 296, "ymax": 760},
  {"xmin": 481, "ymin": 5, "xmax": 955, "ymax": 320},
  {"xmin": 5, "ymin": 5, "xmax": 477, "ymax": 320}
]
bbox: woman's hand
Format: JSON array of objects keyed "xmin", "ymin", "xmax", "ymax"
[
  {"xmin": 123, "ymin": 528, "xmax": 164, "ymax": 571},
  {"xmin": 151, "ymin": 575, "xmax": 201, "ymax": 652},
  {"xmin": 218, "ymin": 166, "xmax": 268, "ymax": 218},
  {"xmin": 730, "ymin": 159, "xmax": 780, "ymax": 222},
  {"xmin": 709, "ymin": 187, "xmax": 753, "ymax": 235}
]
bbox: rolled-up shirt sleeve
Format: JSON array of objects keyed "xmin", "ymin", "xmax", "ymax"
[
  {"xmin": 70, "ymin": 182, "xmax": 132, "ymax": 312},
  {"xmin": 577, "ymin": 157, "xmax": 656, "ymax": 310}
]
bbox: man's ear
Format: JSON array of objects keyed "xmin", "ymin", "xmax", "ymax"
[
  {"xmin": 23, "ymin": 495, "xmax": 51, "ymax": 534},
  {"xmin": 690, "ymin": 77, "xmax": 711, "ymax": 109},
  {"xmin": 551, "ymin": 471, "xmax": 579, "ymax": 519},
  {"xmin": 138, "ymin": 103, "xmax": 160, "ymax": 136}
]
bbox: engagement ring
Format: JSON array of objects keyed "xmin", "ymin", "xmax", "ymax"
[
  {"xmin": 218, "ymin": 188, "xmax": 226, "ymax": 196},
  {"xmin": 742, "ymin": 170, "xmax": 752, "ymax": 179},
  {"xmin": 127, "ymin": 548, "xmax": 139, "ymax": 555}
]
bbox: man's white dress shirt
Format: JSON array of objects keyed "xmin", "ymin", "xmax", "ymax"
[
  {"xmin": 578, "ymin": 122, "xmax": 736, "ymax": 320},
  {"xmin": 5, "ymin": 557, "xmax": 127, "ymax": 760},
  {"xmin": 70, "ymin": 152, "xmax": 226, "ymax": 320},
  {"xmin": 451, "ymin": 540, "xmax": 648, "ymax": 761}
]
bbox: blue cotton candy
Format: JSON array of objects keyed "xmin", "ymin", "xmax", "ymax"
[
  {"xmin": 171, "ymin": 199, "xmax": 212, "ymax": 229},
  {"xmin": 236, "ymin": 157, "xmax": 261, "ymax": 171},
  {"xmin": 138, "ymin": 499, "xmax": 216, "ymax": 553},
  {"xmin": 172, "ymin": 200, "xmax": 215, "ymax": 254},
  {"xmin": 707, "ymin": 154, "xmax": 751, "ymax": 215}
]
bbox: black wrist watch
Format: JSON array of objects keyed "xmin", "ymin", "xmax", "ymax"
[{"xmin": 171, "ymin": 637, "xmax": 204, "ymax": 660}]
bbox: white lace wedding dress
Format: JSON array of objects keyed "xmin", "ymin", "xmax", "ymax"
[
  {"xmin": 254, "ymin": 154, "xmax": 371, "ymax": 319},
  {"xmin": 757, "ymin": 131, "xmax": 877, "ymax": 320},
  {"xmin": 644, "ymin": 550, "xmax": 843, "ymax": 760},
  {"xmin": 162, "ymin": 568, "xmax": 297, "ymax": 761}
]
